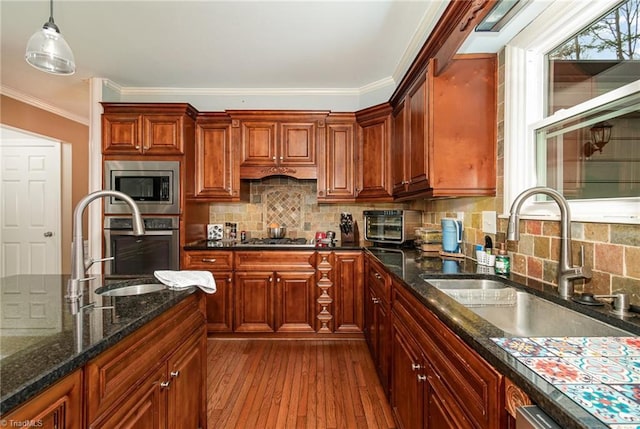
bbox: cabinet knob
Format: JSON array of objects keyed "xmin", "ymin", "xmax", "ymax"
[
  {"xmin": 417, "ymin": 374, "xmax": 427, "ymax": 382},
  {"xmin": 374, "ymin": 273, "xmax": 382, "ymax": 279},
  {"xmin": 411, "ymin": 363, "xmax": 422, "ymax": 371},
  {"xmin": 269, "ymin": 277, "xmax": 273, "ymax": 282},
  {"xmin": 201, "ymin": 258, "xmax": 217, "ymax": 263},
  {"xmin": 372, "ymin": 297, "xmax": 380, "ymax": 304},
  {"xmin": 272, "ymin": 156, "xmax": 276, "ymax": 160},
  {"xmin": 135, "ymin": 145, "xmax": 141, "ymax": 150},
  {"xmin": 279, "ymin": 156, "xmax": 283, "ymax": 160},
  {"xmin": 227, "ymin": 278, "xmax": 232, "ymax": 283},
  {"xmin": 277, "ymin": 277, "xmax": 281, "ymax": 282},
  {"xmin": 170, "ymin": 370, "xmax": 180, "ymax": 378},
  {"xmin": 160, "ymin": 380, "xmax": 171, "ymax": 388}
]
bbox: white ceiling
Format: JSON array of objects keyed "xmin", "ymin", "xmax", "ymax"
[{"xmin": 0, "ymin": 1, "xmax": 550, "ymax": 124}]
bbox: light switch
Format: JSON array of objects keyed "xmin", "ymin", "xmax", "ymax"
[{"xmin": 482, "ymin": 211, "xmax": 497, "ymax": 234}]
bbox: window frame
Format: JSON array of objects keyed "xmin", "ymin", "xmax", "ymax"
[{"xmin": 503, "ymin": 0, "xmax": 639, "ymax": 224}]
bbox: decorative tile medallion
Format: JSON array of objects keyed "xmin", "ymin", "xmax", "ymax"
[{"xmin": 264, "ymin": 189, "xmax": 303, "ymax": 229}]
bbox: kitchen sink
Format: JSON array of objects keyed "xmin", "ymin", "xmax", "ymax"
[
  {"xmin": 422, "ymin": 277, "xmax": 509, "ymax": 290},
  {"xmin": 96, "ymin": 283, "xmax": 168, "ymax": 297},
  {"xmin": 421, "ymin": 276, "xmax": 632, "ymax": 337}
]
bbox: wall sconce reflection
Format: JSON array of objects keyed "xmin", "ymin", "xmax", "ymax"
[{"xmin": 583, "ymin": 121, "xmax": 613, "ymax": 158}]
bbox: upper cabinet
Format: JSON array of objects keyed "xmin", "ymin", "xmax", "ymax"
[
  {"xmin": 356, "ymin": 104, "xmax": 394, "ymax": 202},
  {"xmin": 317, "ymin": 113, "xmax": 358, "ymax": 202},
  {"xmin": 392, "ymin": 54, "xmax": 497, "ymax": 199},
  {"xmin": 185, "ymin": 113, "xmax": 240, "ymax": 201},
  {"xmin": 228, "ymin": 110, "xmax": 329, "ymax": 180},
  {"xmin": 102, "ymin": 103, "xmax": 197, "ymax": 156}
]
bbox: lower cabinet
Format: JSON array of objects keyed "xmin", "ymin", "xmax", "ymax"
[
  {"xmin": 1, "ymin": 370, "xmax": 83, "ymax": 429},
  {"xmin": 86, "ymin": 294, "xmax": 206, "ymax": 429},
  {"xmin": 363, "ymin": 254, "xmax": 391, "ymax": 393},
  {"xmin": 391, "ymin": 280, "xmax": 504, "ymax": 429},
  {"xmin": 234, "ymin": 269, "xmax": 316, "ymax": 333}
]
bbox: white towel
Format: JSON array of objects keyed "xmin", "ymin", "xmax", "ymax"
[{"xmin": 154, "ymin": 270, "xmax": 217, "ymax": 294}]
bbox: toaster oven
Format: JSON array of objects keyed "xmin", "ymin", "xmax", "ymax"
[{"xmin": 363, "ymin": 210, "xmax": 422, "ymax": 245}]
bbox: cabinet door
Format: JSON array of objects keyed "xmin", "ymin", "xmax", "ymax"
[
  {"xmin": 194, "ymin": 120, "xmax": 236, "ymax": 200},
  {"xmin": 206, "ymin": 271, "xmax": 233, "ymax": 333},
  {"xmin": 280, "ymin": 122, "xmax": 316, "ymax": 166},
  {"xmin": 390, "ymin": 317, "xmax": 424, "ymax": 429},
  {"xmin": 320, "ymin": 121, "xmax": 357, "ymax": 201},
  {"xmin": 376, "ymin": 298, "xmax": 390, "ymax": 393},
  {"xmin": 143, "ymin": 114, "xmax": 185, "ymax": 155},
  {"xmin": 239, "ymin": 121, "xmax": 278, "ymax": 167},
  {"xmin": 333, "ymin": 251, "xmax": 363, "ymax": 333},
  {"xmin": 91, "ymin": 365, "xmax": 167, "ymax": 429},
  {"xmin": 102, "ymin": 113, "xmax": 141, "ymax": 154},
  {"xmin": 392, "ymin": 101, "xmax": 408, "ymax": 195},
  {"xmin": 2, "ymin": 370, "xmax": 83, "ymax": 429},
  {"xmin": 406, "ymin": 74, "xmax": 430, "ymax": 194},
  {"xmin": 167, "ymin": 328, "xmax": 205, "ymax": 429},
  {"xmin": 274, "ymin": 270, "xmax": 316, "ymax": 332},
  {"xmin": 425, "ymin": 363, "xmax": 473, "ymax": 429},
  {"xmin": 364, "ymin": 284, "xmax": 378, "ymax": 358},
  {"xmin": 234, "ymin": 271, "xmax": 275, "ymax": 332},
  {"xmin": 357, "ymin": 110, "xmax": 393, "ymax": 201}
]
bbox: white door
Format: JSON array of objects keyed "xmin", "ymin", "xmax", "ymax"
[{"xmin": 0, "ymin": 127, "xmax": 61, "ymax": 277}]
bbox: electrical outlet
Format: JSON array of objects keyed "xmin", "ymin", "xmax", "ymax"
[{"xmin": 482, "ymin": 211, "xmax": 497, "ymax": 234}]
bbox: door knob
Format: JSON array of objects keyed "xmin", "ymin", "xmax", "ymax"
[{"xmin": 43, "ymin": 231, "xmax": 53, "ymax": 237}]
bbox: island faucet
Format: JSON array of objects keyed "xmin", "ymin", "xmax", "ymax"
[
  {"xmin": 67, "ymin": 190, "xmax": 145, "ymax": 301},
  {"xmin": 507, "ymin": 186, "xmax": 591, "ymax": 299}
]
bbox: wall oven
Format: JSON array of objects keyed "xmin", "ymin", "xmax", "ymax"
[
  {"xmin": 104, "ymin": 216, "xmax": 179, "ymax": 276},
  {"xmin": 104, "ymin": 160, "xmax": 180, "ymax": 214}
]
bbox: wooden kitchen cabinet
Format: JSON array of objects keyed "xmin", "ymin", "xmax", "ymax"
[
  {"xmin": 102, "ymin": 103, "xmax": 197, "ymax": 156},
  {"xmin": 1, "ymin": 370, "xmax": 83, "ymax": 429},
  {"xmin": 85, "ymin": 293, "xmax": 206, "ymax": 428},
  {"xmin": 229, "ymin": 110, "xmax": 329, "ymax": 179},
  {"xmin": 356, "ymin": 103, "xmax": 394, "ymax": 201},
  {"xmin": 332, "ymin": 251, "xmax": 364, "ymax": 333},
  {"xmin": 317, "ymin": 113, "xmax": 358, "ymax": 202},
  {"xmin": 392, "ymin": 54, "xmax": 497, "ymax": 199},
  {"xmin": 185, "ymin": 113, "xmax": 240, "ymax": 201},
  {"xmin": 363, "ymin": 254, "xmax": 391, "ymax": 393},
  {"xmin": 183, "ymin": 250, "xmax": 234, "ymax": 333},
  {"xmin": 391, "ymin": 279, "xmax": 504, "ymax": 429},
  {"xmin": 234, "ymin": 251, "xmax": 316, "ymax": 333}
]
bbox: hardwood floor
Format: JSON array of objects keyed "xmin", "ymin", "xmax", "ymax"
[{"xmin": 207, "ymin": 339, "xmax": 396, "ymax": 429}]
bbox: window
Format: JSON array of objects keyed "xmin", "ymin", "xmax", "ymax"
[{"xmin": 503, "ymin": 0, "xmax": 639, "ymax": 223}]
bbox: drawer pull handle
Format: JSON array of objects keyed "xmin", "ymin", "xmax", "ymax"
[
  {"xmin": 417, "ymin": 374, "xmax": 427, "ymax": 382},
  {"xmin": 411, "ymin": 363, "xmax": 422, "ymax": 371},
  {"xmin": 160, "ymin": 380, "xmax": 171, "ymax": 388},
  {"xmin": 170, "ymin": 371, "xmax": 180, "ymax": 378},
  {"xmin": 201, "ymin": 258, "xmax": 217, "ymax": 263}
]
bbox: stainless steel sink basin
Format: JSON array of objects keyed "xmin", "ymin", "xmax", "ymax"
[
  {"xmin": 96, "ymin": 283, "xmax": 168, "ymax": 297},
  {"xmin": 423, "ymin": 278, "xmax": 509, "ymax": 290},
  {"xmin": 420, "ymin": 277, "xmax": 631, "ymax": 337},
  {"xmin": 468, "ymin": 291, "xmax": 631, "ymax": 337}
]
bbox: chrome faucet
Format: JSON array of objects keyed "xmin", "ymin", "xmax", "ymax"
[
  {"xmin": 67, "ymin": 190, "xmax": 145, "ymax": 301},
  {"xmin": 507, "ymin": 186, "xmax": 591, "ymax": 299}
]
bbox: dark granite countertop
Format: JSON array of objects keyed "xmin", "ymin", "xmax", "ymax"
[
  {"xmin": 0, "ymin": 275, "xmax": 196, "ymax": 415},
  {"xmin": 184, "ymin": 239, "xmax": 362, "ymax": 251},
  {"xmin": 366, "ymin": 247, "xmax": 640, "ymax": 429}
]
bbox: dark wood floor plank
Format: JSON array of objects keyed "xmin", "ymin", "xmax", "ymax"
[{"xmin": 207, "ymin": 339, "xmax": 396, "ymax": 429}]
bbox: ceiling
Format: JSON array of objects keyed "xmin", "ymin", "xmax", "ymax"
[{"xmin": 0, "ymin": 1, "xmax": 550, "ymax": 124}]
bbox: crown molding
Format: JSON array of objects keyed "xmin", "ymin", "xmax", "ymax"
[{"xmin": 0, "ymin": 84, "xmax": 89, "ymax": 126}]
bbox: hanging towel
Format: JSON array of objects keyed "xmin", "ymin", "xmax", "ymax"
[{"xmin": 154, "ymin": 270, "xmax": 217, "ymax": 294}]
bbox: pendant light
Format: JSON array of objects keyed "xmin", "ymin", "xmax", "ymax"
[{"xmin": 25, "ymin": 0, "xmax": 75, "ymax": 75}]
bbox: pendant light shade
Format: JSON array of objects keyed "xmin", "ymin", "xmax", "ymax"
[{"xmin": 25, "ymin": 0, "xmax": 75, "ymax": 75}]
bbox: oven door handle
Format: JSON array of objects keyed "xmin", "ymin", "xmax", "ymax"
[{"xmin": 106, "ymin": 230, "xmax": 176, "ymax": 236}]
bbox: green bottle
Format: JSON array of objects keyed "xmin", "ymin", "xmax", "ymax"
[{"xmin": 495, "ymin": 243, "xmax": 510, "ymax": 275}]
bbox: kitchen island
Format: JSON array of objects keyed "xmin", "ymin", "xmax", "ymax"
[{"xmin": 0, "ymin": 275, "xmax": 206, "ymax": 427}]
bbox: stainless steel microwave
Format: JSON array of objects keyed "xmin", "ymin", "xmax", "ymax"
[
  {"xmin": 104, "ymin": 160, "xmax": 180, "ymax": 214},
  {"xmin": 363, "ymin": 210, "xmax": 422, "ymax": 245}
]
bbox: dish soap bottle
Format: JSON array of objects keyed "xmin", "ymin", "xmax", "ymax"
[{"xmin": 495, "ymin": 243, "xmax": 510, "ymax": 275}]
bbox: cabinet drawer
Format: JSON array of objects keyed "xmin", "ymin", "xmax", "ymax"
[
  {"xmin": 367, "ymin": 256, "xmax": 390, "ymax": 303},
  {"xmin": 235, "ymin": 251, "xmax": 315, "ymax": 271},
  {"xmin": 85, "ymin": 294, "xmax": 204, "ymax": 423},
  {"xmin": 183, "ymin": 250, "xmax": 234, "ymax": 270}
]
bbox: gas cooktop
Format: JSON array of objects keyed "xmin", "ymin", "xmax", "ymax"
[{"xmin": 238, "ymin": 238, "xmax": 314, "ymax": 246}]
